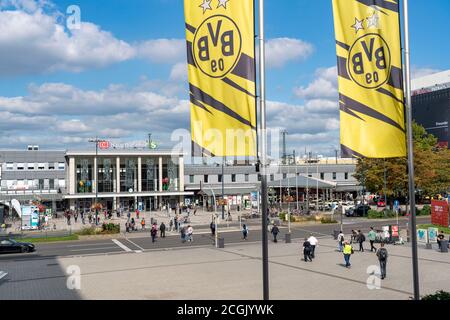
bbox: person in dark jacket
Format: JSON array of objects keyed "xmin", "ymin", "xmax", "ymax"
[
  {"xmin": 160, "ymin": 222, "xmax": 166, "ymax": 238},
  {"xmin": 271, "ymin": 225, "xmax": 280, "ymax": 242},
  {"xmin": 150, "ymin": 223, "xmax": 158, "ymax": 243},
  {"xmin": 376, "ymin": 243, "xmax": 388, "ymax": 279},
  {"xmin": 210, "ymin": 221, "xmax": 216, "ymax": 236},
  {"xmin": 357, "ymin": 230, "xmax": 365, "ymax": 252},
  {"xmin": 302, "ymin": 237, "xmax": 313, "ymax": 262}
]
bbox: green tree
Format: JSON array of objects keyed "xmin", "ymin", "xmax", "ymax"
[{"xmin": 354, "ymin": 122, "xmax": 450, "ymax": 201}]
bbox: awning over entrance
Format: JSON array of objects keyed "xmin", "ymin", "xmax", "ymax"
[{"xmin": 197, "ymin": 186, "xmax": 259, "ymax": 197}]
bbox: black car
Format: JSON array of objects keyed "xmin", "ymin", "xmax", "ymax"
[
  {"xmin": 0, "ymin": 238, "xmax": 35, "ymax": 254},
  {"xmin": 346, "ymin": 205, "xmax": 371, "ymax": 217}
]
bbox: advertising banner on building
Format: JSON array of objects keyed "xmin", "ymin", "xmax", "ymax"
[
  {"xmin": 332, "ymin": 0, "xmax": 406, "ymax": 158},
  {"xmin": 184, "ymin": 0, "xmax": 257, "ymax": 157}
]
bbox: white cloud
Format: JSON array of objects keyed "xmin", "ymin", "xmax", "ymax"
[
  {"xmin": 0, "ymin": 8, "xmax": 135, "ymax": 75},
  {"xmin": 265, "ymin": 38, "xmax": 314, "ymax": 68},
  {"xmin": 412, "ymin": 66, "xmax": 442, "ymax": 79},
  {"xmin": 170, "ymin": 62, "xmax": 188, "ymax": 81},
  {"xmin": 293, "ymin": 66, "xmax": 338, "ymax": 99},
  {"xmin": 137, "ymin": 39, "xmax": 185, "ymax": 64}
]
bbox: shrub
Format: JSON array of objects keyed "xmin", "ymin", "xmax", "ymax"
[
  {"xmin": 320, "ymin": 216, "xmax": 338, "ymax": 224},
  {"xmin": 368, "ymin": 210, "xmax": 395, "ymax": 219},
  {"xmin": 76, "ymin": 227, "xmax": 97, "ymax": 235},
  {"xmin": 101, "ymin": 223, "xmax": 120, "ymax": 234},
  {"xmin": 422, "ymin": 290, "xmax": 450, "ymax": 300},
  {"xmin": 278, "ymin": 212, "xmax": 295, "ymax": 222},
  {"xmin": 417, "ymin": 205, "xmax": 431, "ymax": 216}
]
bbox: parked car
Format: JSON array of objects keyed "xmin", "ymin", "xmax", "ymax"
[
  {"xmin": 345, "ymin": 205, "xmax": 371, "ymax": 217},
  {"xmin": 0, "ymin": 238, "xmax": 35, "ymax": 254}
]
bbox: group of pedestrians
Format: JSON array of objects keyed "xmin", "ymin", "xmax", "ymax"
[
  {"xmin": 337, "ymin": 228, "xmax": 389, "ymax": 279},
  {"xmin": 302, "ymin": 234, "xmax": 319, "ymax": 262}
]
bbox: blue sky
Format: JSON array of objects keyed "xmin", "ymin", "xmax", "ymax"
[{"xmin": 0, "ymin": 0, "xmax": 449, "ymax": 156}]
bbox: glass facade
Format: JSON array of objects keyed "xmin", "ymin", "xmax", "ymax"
[
  {"xmin": 162, "ymin": 158, "xmax": 179, "ymax": 191},
  {"xmin": 98, "ymin": 158, "xmax": 116, "ymax": 193},
  {"xmin": 120, "ymin": 158, "xmax": 137, "ymax": 192},
  {"xmin": 76, "ymin": 159, "xmax": 93, "ymax": 193},
  {"xmin": 141, "ymin": 158, "xmax": 158, "ymax": 191}
]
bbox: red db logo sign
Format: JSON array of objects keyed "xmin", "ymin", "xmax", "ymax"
[{"xmin": 99, "ymin": 141, "xmax": 110, "ymax": 150}]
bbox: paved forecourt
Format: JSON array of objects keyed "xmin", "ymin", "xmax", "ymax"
[{"xmin": 1, "ymin": 235, "xmax": 449, "ymax": 300}]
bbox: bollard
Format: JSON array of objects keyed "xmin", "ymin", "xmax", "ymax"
[
  {"xmin": 218, "ymin": 237, "xmax": 225, "ymax": 248},
  {"xmin": 285, "ymin": 233, "xmax": 291, "ymax": 243}
]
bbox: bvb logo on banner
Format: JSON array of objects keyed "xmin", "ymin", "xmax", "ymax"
[
  {"xmin": 348, "ymin": 33, "xmax": 391, "ymax": 89},
  {"xmin": 193, "ymin": 15, "xmax": 242, "ymax": 78}
]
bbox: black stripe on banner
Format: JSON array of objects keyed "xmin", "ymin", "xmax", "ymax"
[
  {"xmin": 189, "ymin": 83, "xmax": 256, "ymax": 130},
  {"xmin": 337, "ymin": 56, "xmax": 350, "ymax": 80},
  {"xmin": 191, "ymin": 140, "xmax": 215, "ymax": 157},
  {"xmin": 186, "ymin": 41, "xmax": 195, "ymax": 66},
  {"xmin": 356, "ymin": 0, "xmax": 399, "ymax": 13},
  {"xmin": 339, "ymin": 102, "xmax": 365, "ymax": 121},
  {"xmin": 222, "ymin": 77, "xmax": 256, "ymax": 98},
  {"xmin": 376, "ymin": 87, "xmax": 404, "ymax": 104},
  {"xmin": 341, "ymin": 144, "xmax": 365, "ymax": 159},
  {"xmin": 339, "ymin": 93, "xmax": 405, "ymax": 132},
  {"xmin": 336, "ymin": 40, "xmax": 350, "ymax": 51},
  {"xmin": 387, "ymin": 66, "xmax": 403, "ymax": 90},
  {"xmin": 190, "ymin": 94, "xmax": 213, "ymax": 115},
  {"xmin": 185, "ymin": 23, "xmax": 196, "ymax": 34},
  {"xmin": 231, "ymin": 53, "xmax": 256, "ymax": 83}
]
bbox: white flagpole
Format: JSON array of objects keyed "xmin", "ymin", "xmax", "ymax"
[
  {"xmin": 258, "ymin": 0, "xmax": 270, "ymax": 300},
  {"xmin": 402, "ymin": 0, "xmax": 420, "ymax": 300}
]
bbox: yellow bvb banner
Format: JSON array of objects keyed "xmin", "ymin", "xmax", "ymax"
[
  {"xmin": 184, "ymin": 0, "xmax": 257, "ymax": 157},
  {"xmin": 332, "ymin": 0, "xmax": 406, "ymax": 158}
]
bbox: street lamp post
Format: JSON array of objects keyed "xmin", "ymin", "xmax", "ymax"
[{"xmin": 88, "ymin": 137, "xmax": 101, "ymax": 225}]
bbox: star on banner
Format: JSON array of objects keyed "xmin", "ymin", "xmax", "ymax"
[
  {"xmin": 199, "ymin": 0, "xmax": 212, "ymax": 14},
  {"xmin": 217, "ymin": 0, "xmax": 229, "ymax": 9},
  {"xmin": 351, "ymin": 17, "xmax": 364, "ymax": 33},
  {"xmin": 367, "ymin": 12, "xmax": 380, "ymax": 29}
]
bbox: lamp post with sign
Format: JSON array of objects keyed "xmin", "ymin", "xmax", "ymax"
[{"xmin": 88, "ymin": 138, "xmax": 109, "ymax": 225}]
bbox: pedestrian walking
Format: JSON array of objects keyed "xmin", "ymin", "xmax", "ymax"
[
  {"xmin": 180, "ymin": 226, "xmax": 187, "ymax": 243},
  {"xmin": 88, "ymin": 213, "xmax": 92, "ymax": 224},
  {"xmin": 437, "ymin": 230, "xmax": 445, "ymax": 250},
  {"xmin": 127, "ymin": 211, "xmax": 131, "ymax": 220},
  {"xmin": 242, "ymin": 224, "xmax": 249, "ymax": 240},
  {"xmin": 302, "ymin": 237, "xmax": 313, "ymax": 262},
  {"xmin": 169, "ymin": 218, "xmax": 174, "ymax": 232},
  {"xmin": 74, "ymin": 212, "xmax": 78, "ymax": 223},
  {"xmin": 150, "ymin": 223, "xmax": 158, "ymax": 243},
  {"xmin": 131, "ymin": 218, "xmax": 136, "ymax": 231},
  {"xmin": 350, "ymin": 229, "xmax": 357, "ymax": 244},
  {"xmin": 271, "ymin": 224, "xmax": 280, "ymax": 243},
  {"xmin": 376, "ymin": 243, "xmax": 388, "ymax": 279},
  {"xmin": 343, "ymin": 241, "xmax": 354, "ymax": 268},
  {"xmin": 141, "ymin": 218, "xmax": 146, "ymax": 230},
  {"xmin": 357, "ymin": 230, "xmax": 365, "ymax": 252},
  {"xmin": 307, "ymin": 234, "xmax": 318, "ymax": 259},
  {"xmin": 210, "ymin": 221, "xmax": 216, "ymax": 236},
  {"xmin": 368, "ymin": 227, "xmax": 377, "ymax": 252},
  {"xmin": 187, "ymin": 225, "xmax": 194, "ymax": 242},
  {"xmin": 337, "ymin": 230, "xmax": 345, "ymax": 252},
  {"xmin": 160, "ymin": 222, "xmax": 166, "ymax": 238},
  {"xmin": 135, "ymin": 209, "xmax": 140, "ymax": 220}
]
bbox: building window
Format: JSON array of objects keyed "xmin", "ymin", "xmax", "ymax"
[
  {"xmin": 218, "ymin": 174, "xmax": 222, "ymax": 183},
  {"xmin": 49, "ymin": 179, "xmax": 55, "ymax": 190},
  {"xmin": 283, "ymin": 173, "xmax": 287, "ymax": 179},
  {"xmin": 245, "ymin": 174, "xmax": 249, "ymax": 182},
  {"xmin": 141, "ymin": 158, "xmax": 158, "ymax": 192},
  {"xmin": 333, "ymin": 172, "xmax": 337, "ymax": 180},
  {"xmin": 320, "ymin": 173, "xmax": 324, "ymax": 180},
  {"xmin": 98, "ymin": 158, "xmax": 117, "ymax": 193},
  {"xmin": 6, "ymin": 163, "xmax": 13, "ymax": 170},
  {"xmin": 76, "ymin": 159, "xmax": 93, "ymax": 193},
  {"xmin": 231, "ymin": 174, "xmax": 236, "ymax": 182},
  {"xmin": 38, "ymin": 163, "xmax": 45, "ymax": 170},
  {"xmin": 345, "ymin": 172, "xmax": 348, "ymax": 180},
  {"xmin": 58, "ymin": 162, "xmax": 65, "ymax": 170},
  {"xmin": 270, "ymin": 174, "xmax": 274, "ymax": 181},
  {"xmin": 38, "ymin": 179, "xmax": 44, "ymax": 190},
  {"xmin": 189, "ymin": 175, "xmax": 194, "ymax": 183},
  {"xmin": 17, "ymin": 163, "xmax": 24, "ymax": 170},
  {"xmin": 308, "ymin": 174, "xmax": 312, "ymax": 178},
  {"xmin": 28, "ymin": 163, "xmax": 34, "ymax": 170},
  {"xmin": 204, "ymin": 175, "xmax": 209, "ymax": 183},
  {"xmin": 49, "ymin": 163, "xmax": 55, "ymax": 170},
  {"xmin": 258, "ymin": 174, "xmax": 261, "ymax": 182}
]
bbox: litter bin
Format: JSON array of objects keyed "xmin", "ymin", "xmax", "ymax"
[
  {"xmin": 218, "ymin": 237, "xmax": 225, "ymax": 248},
  {"xmin": 440, "ymin": 240, "xmax": 449, "ymax": 253},
  {"xmin": 333, "ymin": 230, "xmax": 340, "ymax": 240},
  {"xmin": 285, "ymin": 233, "xmax": 291, "ymax": 243}
]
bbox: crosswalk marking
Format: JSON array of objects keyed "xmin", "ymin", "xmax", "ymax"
[{"xmin": 112, "ymin": 239, "xmax": 132, "ymax": 252}]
